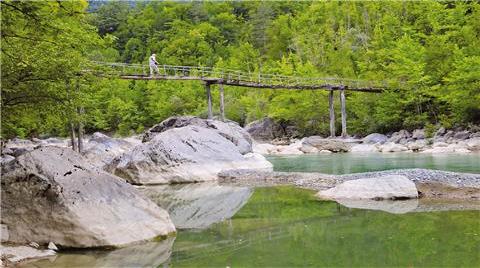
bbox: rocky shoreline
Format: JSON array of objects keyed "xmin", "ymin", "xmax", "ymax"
[
  {"xmin": 1, "ymin": 116, "xmax": 480, "ymax": 266},
  {"xmin": 219, "ymin": 168, "xmax": 480, "ymax": 200},
  {"xmin": 245, "ymin": 119, "xmax": 480, "ymax": 155}
]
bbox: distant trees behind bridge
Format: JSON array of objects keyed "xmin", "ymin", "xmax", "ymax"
[{"xmin": 2, "ymin": 0, "xmax": 479, "ymax": 138}]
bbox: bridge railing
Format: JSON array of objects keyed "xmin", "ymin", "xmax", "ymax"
[{"xmin": 91, "ymin": 61, "xmax": 384, "ymax": 90}]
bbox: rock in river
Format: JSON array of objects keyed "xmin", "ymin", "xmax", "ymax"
[
  {"xmin": 107, "ymin": 125, "xmax": 272, "ymax": 185},
  {"xmin": 1, "ymin": 147, "xmax": 175, "ymax": 248},
  {"xmin": 143, "ymin": 116, "xmax": 252, "ymax": 154},
  {"xmin": 317, "ymin": 175, "xmax": 418, "ymax": 200}
]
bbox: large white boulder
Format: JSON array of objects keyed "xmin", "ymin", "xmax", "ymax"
[
  {"xmin": 316, "ymin": 175, "xmax": 418, "ymax": 200},
  {"xmin": 107, "ymin": 125, "xmax": 272, "ymax": 184},
  {"xmin": 1, "ymin": 147, "xmax": 176, "ymax": 248},
  {"xmin": 143, "ymin": 116, "xmax": 253, "ymax": 154}
]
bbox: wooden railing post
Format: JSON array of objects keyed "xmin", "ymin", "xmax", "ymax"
[
  {"xmin": 329, "ymin": 88, "xmax": 335, "ymax": 138},
  {"xmin": 205, "ymin": 82, "xmax": 213, "ymax": 119},
  {"xmin": 340, "ymin": 87, "xmax": 347, "ymax": 138},
  {"xmin": 219, "ymin": 84, "xmax": 225, "ymax": 122}
]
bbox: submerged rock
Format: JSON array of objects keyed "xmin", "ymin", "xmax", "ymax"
[
  {"xmin": 140, "ymin": 183, "xmax": 253, "ymax": 229},
  {"xmin": 317, "ymin": 176, "xmax": 418, "ymax": 200},
  {"xmin": 107, "ymin": 125, "xmax": 272, "ymax": 185},
  {"xmin": 1, "ymin": 147, "xmax": 175, "ymax": 248}
]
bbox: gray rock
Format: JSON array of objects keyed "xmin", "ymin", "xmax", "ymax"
[
  {"xmin": 82, "ymin": 132, "xmax": 139, "ymax": 168},
  {"xmin": 1, "ymin": 146, "xmax": 175, "ymax": 248},
  {"xmin": 47, "ymin": 242, "xmax": 58, "ymax": 251},
  {"xmin": 444, "ymin": 130, "xmax": 454, "ymax": 139},
  {"xmin": 388, "ymin": 130, "xmax": 411, "ymax": 143},
  {"xmin": 380, "ymin": 142, "xmax": 409, "ymax": 152},
  {"xmin": 435, "ymin": 127, "xmax": 446, "ymax": 137},
  {"xmin": 302, "ymin": 136, "xmax": 351, "ymax": 152},
  {"xmin": 453, "ymin": 130, "xmax": 470, "ymax": 140},
  {"xmin": 412, "ymin": 129, "xmax": 425, "ymax": 140},
  {"xmin": 0, "ymin": 245, "xmax": 55, "ymax": 265},
  {"xmin": 144, "ymin": 116, "xmax": 252, "ymax": 154},
  {"xmin": 0, "ymin": 224, "xmax": 9, "ymax": 242},
  {"xmin": 28, "ymin": 242, "xmax": 40, "ymax": 249},
  {"xmin": 406, "ymin": 140, "xmax": 426, "ymax": 151},
  {"xmin": 350, "ymin": 144, "xmax": 379, "ymax": 152},
  {"xmin": 0, "ymin": 154, "xmax": 15, "ymax": 165},
  {"xmin": 244, "ymin": 117, "xmax": 285, "ymax": 141},
  {"xmin": 317, "ymin": 175, "xmax": 418, "ymax": 200},
  {"xmin": 140, "ymin": 183, "xmax": 253, "ymax": 229},
  {"xmin": 362, "ymin": 133, "xmax": 388, "ymax": 144},
  {"xmin": 107, "ymin": 126, "xmax": 272, "ymax": 185},
  {"xmin": 470, "ymin": 132, "xmax": 480, "ymax": 138}
]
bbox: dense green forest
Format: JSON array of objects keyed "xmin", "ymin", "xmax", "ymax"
[{"xmin": 2, "ymin": 0, "xmax": 479, "ymax": 138}]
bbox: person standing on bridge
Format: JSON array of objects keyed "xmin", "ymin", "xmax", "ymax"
[{"xmin": 149, "ymin": 53, "xmax": 159, "ymax": 76}]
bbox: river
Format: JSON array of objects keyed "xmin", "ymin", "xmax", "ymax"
[{"xmin": 23, "ymin": 153, "xmax": 480, "ymax": 267}]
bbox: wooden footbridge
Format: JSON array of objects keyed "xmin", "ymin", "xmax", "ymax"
[{"xmin": 92, "ymin": 62, "xmax": 385, "ymax": 138}]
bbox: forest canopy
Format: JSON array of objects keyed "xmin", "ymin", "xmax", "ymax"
[{"xmin": 1, "ymin": 0, "xmax": 479, "ymax": 138}]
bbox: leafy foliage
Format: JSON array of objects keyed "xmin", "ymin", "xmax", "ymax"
[{"xmin": 2, "ymin": 1, "xmax": 479, "ymax": 138}]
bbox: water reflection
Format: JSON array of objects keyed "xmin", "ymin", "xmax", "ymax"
[
  {"xmin": 138, "ymin": 183, "xmax": 253, "ymax": 229},
  {"xmin": 268, "ymin": 152, "xmax": 480, "ymax": 174},
  {"xmin": 22, "ymin": 237, "xmax": 175, "ymax": 268}
]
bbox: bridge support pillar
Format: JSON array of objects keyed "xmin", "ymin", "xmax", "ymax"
[
  {"xmin": 219, "ymin": 84, "xmax": 225, "ymax": 122},
  {"xmin": 329, "ymin": 89, "xmax": 335, "ymax": 137},
  {"xmin": 205, "ymin": 82, "xmax": 213, "ymax": 119},
  {"xmin": 340, "ymin": 87, "xmax": 347, "ymax": 138}
]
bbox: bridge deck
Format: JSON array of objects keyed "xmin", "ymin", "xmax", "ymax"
[{"xmin": 92, "ymin": 62, "xmax": 385, "ymax": 92}]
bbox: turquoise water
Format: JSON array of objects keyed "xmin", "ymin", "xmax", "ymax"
[
  {"xmin": 25, "ymin": 186, "xmax": 480, "ymax": 268},
  {"xmin": 268, "ymin": 152, "xmax": 480, "ymax": 174}
]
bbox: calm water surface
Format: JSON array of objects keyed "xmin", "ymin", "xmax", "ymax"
[
  {"xmin": 268, "ymin": 152, "xmax": 480, "ymax": 174},
  {"xmin": 25, "ymin": 186, "xmax": 480, "ymax": 268}
]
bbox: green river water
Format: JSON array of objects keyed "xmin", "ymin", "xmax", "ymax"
[{"xmin": 24, "ymin": 154, "xmax": 480, "ymax": 268}]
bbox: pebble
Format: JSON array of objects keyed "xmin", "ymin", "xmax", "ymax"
[
  {"xmin": 29, "ymin": 242, "xmax": 40, "ymax": 249},
  {"xmin": 48, "ymin": 242, "xmax": 58, "ymax": 251}
]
